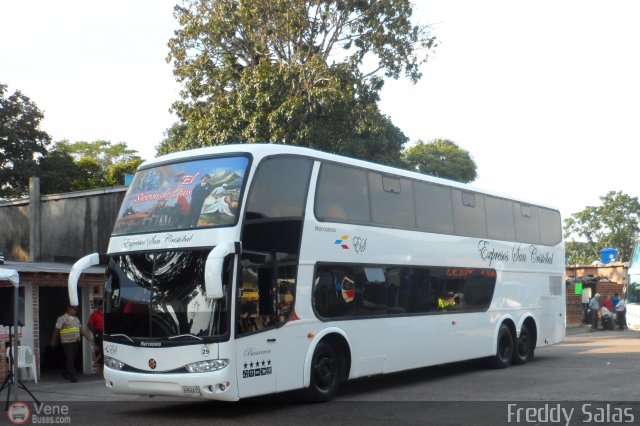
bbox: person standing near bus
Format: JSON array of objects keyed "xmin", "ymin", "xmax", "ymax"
[
  {"xmin": 589, "ymin": 293, "xmax": 601, "ymax": 330},
  {"xmin": 615, "ymin": 298, "xmax": 627, "ymax": 330},
  {"xmin": 611, "ymin": 293, "xmax": 620, "ymax": 311},
  {"xmin": 87, "ymin": 303, "xmax": 104, "ymax": 371},
  {"xmin": 50, "ymin": 305, "xmax": 93, "ymax": 382}
]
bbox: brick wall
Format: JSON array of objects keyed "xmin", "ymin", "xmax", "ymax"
[
  {"xmin": 566, "ymin": 281, "xmax": 624, "ymax": 326},
  {"xmin": 565, "ymin": 263, "xmax": 627, "ymax": 326},
  {"xmin": 566, "ymin": 263, "xmax": 627, "ymax": 285}
]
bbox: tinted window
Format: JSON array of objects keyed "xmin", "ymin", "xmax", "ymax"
[
  {"xmin": 514, "ymin": 203, "xmax": 540, "ymax": 244},
  {"xmin": 313, "ymin": 264, "xmax": 496, "ymax": 319},
  {"xmin": 414, "ymin": 182, "xmax": 454, "ymax": 234},
  {"xmin": 539, "ymin": 207, "xmax": 562, "ymax": 246},
  {"xmin": 245, "ymin": 157, "xmax": 312, "ymax": 219},
  {"xmin": 485, "ymin": 196, "xmax": 516, "ymax": 241},
  {"xmin": 314, "ymin": 163, "xmax": 561, "ymax": 247},
  {"xmin": 453, "ymin": 189, "xmax": 487, "ymax": 238},
  {"xmin": 369, "ymin": 173, "xmax": 416, "ymax": 227},
  {"xmin": 316, "ymin": 163, "xmax": 370, "ymax": 222}
]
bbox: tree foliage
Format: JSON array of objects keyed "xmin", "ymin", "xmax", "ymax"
[
  {"xmin": 401, "ymin": 139, "xmax": 477, "ymax": 183},
  {"xmin": 54, "ymin": 140, "xmax": 143, "ymax": 187},
  {"xmin": 564, "ymin": 191, "xmax": 640, "ymax": 263},
  {"xmin": 163, "ymin": 0, "xmax": 435, "ymax": 164},
  {"xmin": 37, "ymin": 149, "xmax": 84, "ymax": 194},
  {"xmin": 38, "ymin": 140, "xmax": 144, "ymax": 193},
  {"xmin": 0, "ymin": 83, "xmax": 51, "ymax": 199}
]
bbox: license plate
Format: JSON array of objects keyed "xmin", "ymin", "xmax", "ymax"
[{"xmin": 182, "ymin": 385, "xmax": 201, "ymax": 396}]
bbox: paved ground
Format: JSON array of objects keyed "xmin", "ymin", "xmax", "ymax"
[{"xmin": 2, "ymin": 325, "xmax": 636, "ymax": 404}]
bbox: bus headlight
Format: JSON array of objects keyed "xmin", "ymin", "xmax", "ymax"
[
  {"xmin": 185, "ymin": 359, "xmax": 229, "ymax": 373},
  {"xmin": 104, "ymin": 356, "xmax": 125, "ymax": 370}
]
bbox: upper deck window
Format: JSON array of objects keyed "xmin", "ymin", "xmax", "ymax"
[
  {"xmin": 244, "ymin": 157, "xmax": 313, "ymax": 220},
  {"xmin": 112, "ymin": 155, "xmax": 249, "ymax": 235},
  {"xmin": 315, "ymin": 163, "xmax": 371, "ymax": 222}
]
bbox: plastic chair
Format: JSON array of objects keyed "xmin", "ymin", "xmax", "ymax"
[{"xmin": 15, "ymin": 346, "xmax": 38, "ymax": 383}]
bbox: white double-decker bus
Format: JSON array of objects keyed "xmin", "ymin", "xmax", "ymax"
[{"xmin": 68, "ymin": 144, "xmax": 565, "ymax": 401}]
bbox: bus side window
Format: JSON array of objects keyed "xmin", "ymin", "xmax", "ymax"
[
  {"xmin": 313, "ymin": 266, "xmax": 356, "ymax": 318},
  {"xmin": 258, "ymin": 267, "xmax": 276, "ymax": 328},
  {"xmin": 314, "ymin": 270, "xmax": 336, "ymax": 317},
  {"xmin": 276, "ymin": 265, "xmax": 296, "ymax": 325}
]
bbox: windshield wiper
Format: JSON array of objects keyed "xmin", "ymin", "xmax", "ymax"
[
  {"xmin": 168, "ymin": 333, "xmax": 204, "ymax": 341},
  {"xmin": 108, "ymin": 333, "xmax": 135, "ymax": 343}
]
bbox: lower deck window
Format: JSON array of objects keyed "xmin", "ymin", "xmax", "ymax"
[{"xmin": 313, "ymin": 263, "xmax": 496, "ymax": 319}]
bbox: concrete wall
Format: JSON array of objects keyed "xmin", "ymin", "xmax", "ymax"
[
  {"xmin": 39, "ymin": 190, "xmax": 125, "ymax": 262},
  {"xmin": 0, "ymin": 184, "xmax": 126, "ymax": 262},
  {"xmin": 0, "ymin": 200, "xmax": 30, "ymax": 261}
]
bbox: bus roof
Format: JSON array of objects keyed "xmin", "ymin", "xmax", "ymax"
[{"xmin": 141, "ymin": 144, "xmax": 561, "ymax": 213}]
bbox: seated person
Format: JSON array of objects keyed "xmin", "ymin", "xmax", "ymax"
[
  {"xmin": 438, "ymin": 292, "xmax": 457, "ymax": 311},
  {"xmin": 600, "ymin": 306, "xmax": 615, "ymax": 330}
]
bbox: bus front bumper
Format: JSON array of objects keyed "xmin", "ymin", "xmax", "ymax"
[{"xmin": 103, "ymin": 367, "xmax": 240, "ymax": 401}]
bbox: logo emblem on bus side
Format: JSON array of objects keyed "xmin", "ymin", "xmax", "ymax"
[
  {"xmin": 201, "ymin": 345, "xmax": 210, "ymax": 357},
  {"xmin": 148, "ymin": 358, "xmax": 157, "ymax": 369},
  {"xmin": 334, "ymin": 235, "xmax": 349, "ymax": 249}
]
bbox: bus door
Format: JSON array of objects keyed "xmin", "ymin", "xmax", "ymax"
[
  {"xmin": 540, "ymin": 275, "xmax": 565, "ymax": 344},
  {"xmin": 236, "ymin": 251, "xmax": 279, "ymax": 398}
]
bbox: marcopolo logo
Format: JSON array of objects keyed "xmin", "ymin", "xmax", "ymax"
[{"xmin": 334, "ymin": 235, "xmax": 368, "ymax": 253}]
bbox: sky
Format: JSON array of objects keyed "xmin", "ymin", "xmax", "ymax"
[{"xmin": 2, "ymin": 0, "xmax": 640, "ymax": 221}]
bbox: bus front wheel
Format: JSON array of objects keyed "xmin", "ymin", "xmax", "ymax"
[
  {"xmin": 306, "ymin": 341, "xmax": 341, "ymax": 402},
  {"xmin": 491, "ymin": 324, "xmax": 514, "ymax": 369}
]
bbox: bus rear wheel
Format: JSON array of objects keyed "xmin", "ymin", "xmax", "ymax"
[
  {"xmin": 513, "ymin": 323, "xmax": 534, "ymax": 364},
  {"xmin": 306, "ymin": 341, "xmax": 341, "ymax": 402},
  {"xmin": 490, "ymin": 323, "xmax": 514, "ymax": 369}
]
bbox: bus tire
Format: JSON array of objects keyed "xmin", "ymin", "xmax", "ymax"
[
  {"xmin": 512, "ymin": 323, "xmax": 533, "ymax": 365},
  {"xmin": 490, "ymin": 323, "xmax": 514, "ymax": 369},
  {"xmin": 305, "ymin": 341, "xmax": 341, "ymax": 402}
]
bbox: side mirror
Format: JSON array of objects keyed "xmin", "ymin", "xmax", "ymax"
[
  {"xmin": 68, "ymin": 253, "xmax": 105, "ymax": 306},
  {"xmin": 205, "ymin": 242, "xmax": 241, "ymax": 299}
]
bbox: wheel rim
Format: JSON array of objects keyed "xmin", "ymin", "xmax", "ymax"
[
  {"xmin": 314, "ymin": 354, "xmax": 336, "ymax": 390},
  {"xmin": 518, "ymin": 329, "xmax": 530, "ymax": 357},
  {"xmin": 498, "ymin": 333, "xmax": 512, "ymax": 361}
]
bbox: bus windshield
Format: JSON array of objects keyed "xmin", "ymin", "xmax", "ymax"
[
  {"xmin": 627, "ymin": 243, "xmax": 640, "ymax": 304},
  {"xmin": 104, "ymin": 249, "xmax": 229, "ymax": 340},
  {"xmin": 626, "ymin": 275, "xmax": 640, "ymax": 304},
  {"xmin": 113, "ymin": 155, "xmax": 249, "ymax": 235}
]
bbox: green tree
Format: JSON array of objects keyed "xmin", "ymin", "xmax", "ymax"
[
  {"xmin": 401, "ymin": 139, "xmax": 478, "ymax": 183},
  {"xmin": 163, "ymin": 0, "xmax": 435, "ymax": 164},
  {"xmin": 38, "ymin": 141, "xmax": 143, "ymax": 194},
  {"xmin": 564, "ymin": 191, "xmax": 640, "ymax": 263},
  {"xmin": 0, "ymin": 83, "xmax": 51, "ymax": 199},
  {"xmin": 158, "ymin": 122, "xmax": 197, "ymax": 156},
  {"xmin": 37, "ymin": 149, "xmax": 84, "ymax": 194}
]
